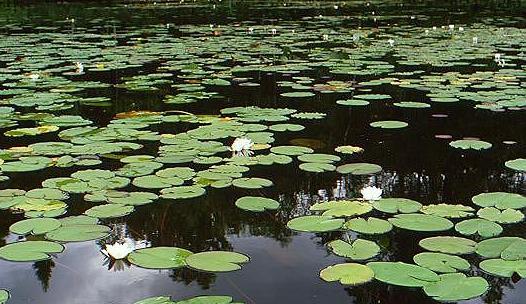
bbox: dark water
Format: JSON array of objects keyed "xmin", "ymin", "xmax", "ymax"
[{"xmin": 0, "ymin": 1, "xmax": 525, "ymax": 304}]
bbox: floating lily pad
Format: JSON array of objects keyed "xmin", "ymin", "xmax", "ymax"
[
  {"xmin": 370, "ymin": 120, "xmax": 408, "ymax": 129},
  {"xmin": 0, "ymin": 290, "xmax": 8, "ymax": 304},
  {"xmin": 472, "ymin": 192, "xmax": 526, "ymax": 209},
  {"xmin": 186, "ymin": 251, "xmax": 249, "ymax": 272},
  {"xmin": 455, "ymin": 219, "xmax": 503, "ymax": 238},
  {"xmin": 475, "ymin": 237, "xmax": 526, "ymax": 260},
  {"xmin": 413, "ymin": 252, "xmax": 471, "ymax": 273},
  {"xmin": 389, "ymin": 214, "xmax": 453, "ymax": 232},
  {"xmin": 319, "ymin": 263, "xmax": 374, "ymax": 285},
  {"xmin": 420, "ymin": 204, "xmax": 474, "ymax": 218},
  {"xmin": 479, "ymin": 259, "xmax": 526, "ymax": 278},
  {"xmin": 287, "ymin": 215, "xmax": 344, "ymax": 232},
  {"xmin": 235, "ymin": 196, "xmax": 279, "ymax": 212},
  {"xmin": 299, "ymin": 162, "xmax": 336, "ymax": 173},
  {"xmin": 9, "ymin": 218, "xmax": 61, "ymax": 235},
  {"xmin": 423, "ymin": 273, "xmax": 489, "ymax": 302},
  {"xmin": 328, "ymin": 239, "xmax": 380, "ymax": 260},
  {"xmin": 372, "ymin": 198, "xmax": 422, "ymax": 214},
  {"xmin": 298, "ymin": 153, "xmax": 340, "ymax": 163},
  {"xmin": 449, "ymin": 139, "xmax": 492, "ymax": 150},
  {"xmin": 160, "ymin": 185, "xmax": 206, "ymax": 200},
  {"xmin": 45, "ymin": 224, "xmax": 110, "ymax": 242},
  {"xmin": 232, "ymin": 178, "xmax": 273, "ymax": 189},
  {"xmin": 419, "ymin": 236, "xmax": 477, "ymax": 255},
  {"xmin": 128, "ymin": 247, "xmax": 193, "ymax": 269},
  {"xmin": 477, "ymin": 207, "xmax": 524, "ymax": 224},
  {"xmin": 393, "ymin": 101, "xmax": 431, "ymax": 108},
  {"xmin": 336, "ymin": 163, "xmax": 382, "ymax": 175},
  {"xmin": 334, "ymin": 146, "xmax": 363, "ymax": 154},
  {"xmin": 367, "ymin": 262, "xmax": 439, "ymax": 287},
  {"xmin": 344, "ymin": 217, "xmax": 392, "ymax": 234},
  {"xmin": 505, "ymin": 158, "xmax": 526, "ymax": 172},
  {"xmin": 84, "ymin": 204, "xmax": 134, "ymax": 219},
  {"xmin": 270, "ymin": 145, "xmax": 313, "ymax": 156},
  {"xmin": 0, "ymin": 241, "xmax": 64, "ymax": 262}
]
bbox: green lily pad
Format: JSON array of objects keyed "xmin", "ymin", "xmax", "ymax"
[
  {"xmin": 477, "ymin": 207, "xmax": 524, "ymax": 224},
  {"xmin": 128, "ymin": 247, "xmax": 193, "ymax": 269},
  {"xmin": 84, "ymin": 204, "xmax": 134, "ymax": 219},
  {"xmin": 235, "ymin": 196, "xmax": 279, "ymax": 212},
  {"xmin": 370, "ymin": 120, "xmax": 408, "ymax": 129},
  {"xmin": 0, "ymin": 241, "xmax": 64, "ymax": 262},
  {"xmin": 505, "ymin": 158, "xmax": 526, "ymax": 172},
  {"xmin": 393, "ymin": 101, "xmax": 431, "ymax": 108},
  {"xmin": 185, "ymin": 251, "xmax": 249, "ymax": 272},
  {"xmin": 232, "ymin": 178, "xmax": 273, "ymax": 189},
  {"xmin": 472, "ymin": 192, "xmax": 526, "ymax": 209},
  {"xmin": 297, "ymin": 153, "xmax": 340, "ymax": 163},
  {"xmin": 419, "ymin": 236, "xmax": 477, "ymax": 255},
  {"xmin": 287, "ymin": 215, "xmax": 344, "ymax": 232},
  {"xmin": 299, "ymin": 162, "xmax": 336, "ymax": 172},
  {"xmin": 475, "ymin": 237, "xmax": 526, "ymax": 260},
  {"xmin": 372, "ymin": 198, "xmax": 422, "ymax": 214},
  {"xmin": 344, "ymin": 217, "xmax": 392, "ymax": 235},
  {"xmin": 45, "ymin": 224, "xmax": 110, "ymax": 242},
  {"xmin": 134, "ymin": 296, "xmax": 174, "ymax": 304},
  {"xmin": 455, "ymin": 219, "xmax": 503, "ymax": 238},
  {"xmin": 423, "ymin": 273, "xmax": 489, "ymax": 301},
  {"xmin": 9, "ymin": 218, "xmax": 61, "ymax": 235},
  {"xmin": 328, "ymin": 239, "xmax": 380, "ymax": 260},
  {"xmin": 413, "ymin": 252, "xmax": 471, "ymax": 273},
  {"xmin": 367, "ymin": 261, "xmax": 439, "ymax": 287},
  {"xmin": 174, "ymin": 295, "xmax": 237, "ymax": 304},
  {"xmin": 420, "ymin": 204, "xmax": 474, "ymax": 218},
  {"xmin": 160, "ymin": 185, "xmax": 206, "ymax": 199},
  {"xmin": 336, "ymin": 163, "xmax": 382, "ymax": 175},
  {"xmin": 0, "ymin": 290, "xmax": 9, "ymax": 304},
  {"xmin": 270, "ymin": 145, "xmax": 313, "ymax": 156},
  {"xmin": 449, "ymin": 139, "xmax": 492, "ymax": 150},
  {"xmin": 319, "ymin": 263, "xmax": 374, "ymax": 285},
  {"xmin": 479, "ymin": 259, "xmax": 526, "ymax": 278},
  {"xmin": 389, "ymin": 214, "xmax": 453, "ymax": 232}
]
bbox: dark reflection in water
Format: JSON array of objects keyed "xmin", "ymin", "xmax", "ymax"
[{"xmin": 0, "ymin": 1, "xmax": 525, "ymax": 304}]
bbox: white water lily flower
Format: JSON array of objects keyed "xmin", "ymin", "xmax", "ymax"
[
  {"xmin": 230, "ymin": 137, "xmax": 254, "ymax": 156},
  {"xmin": 75, "ymin": 62, "xmax": 84, "ymax": 74},
  {"xmin": 360, "ymin": 186, "xmax": 382, "ymax": 201},
  {"xmin": 472, "ymin": 37, "xmax": 478, "ymax": 44},
  {"xmin": 387, "ymin": 39, "xmax": 395, "ymax": 47},
  {"xmin": 101, "ymin": 242, "xmax": 134, "ymax": 260},
  {"xmin": 28, "ymin": 73, "xmax": 40, "ymax": 81}
]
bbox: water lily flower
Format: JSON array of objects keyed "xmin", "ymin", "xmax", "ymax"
[
  {"xmin": 75, "ymin": 62, "xmax": 84, "ymax": 74},
  {"xmin": 360, "ymin": 186, "xmax": 382, "ymax": 201},
  {"xmin": 494, "ymin": 53, "xmax": 501, "ymax": 61},
  {"xmin": 472, "ymin": 37, "xmax": 478, "ymax": 44},
  {"xmin": 28, "ymin": 73, "xmax": 40, "ymax": 81},
  {"xmin": 458, "ymin": 26, "xmax": 464, "ymax": 32},
  {"xmin": 425, "ymin": 29, "xmax": 429, "ymax": 35},
  {"xmin": 101, "ymin": 242, "xmax": 134, "ymax": 260},
  {"xmin": 388, "ymin": 39, "xmax": 395, "ymax": 47},
  {"xmin": 432, "ymin": 26, "xmax": 437, "ymax": 31},
  {"xmin": 322, "ymin": 34, "xmax": 329, "ymax": 41},
  {"xmin": 448, "ymin": 24, "xmax": 455, "ymax": 30},
  {"xmin": 334, "ymin": 5, "xmax": 339, "ymax": 10},
  {"xmin": 230, "ymin": 137, "xmax": 254, "ymax": 157},
  {"xmin": 248, "ymin": 27, "xmax": 254, "ymax": 34},
  {"xmin": 271, "ymin": 28, "xmax": 277, "ymax": 35}
]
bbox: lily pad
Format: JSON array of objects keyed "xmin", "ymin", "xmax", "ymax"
[
  {"xmin": 455, "ymin": 219, "xmax": 503, "ymax": 238},
  {"xmin": 419, "ymin": 236, "xmax": 477, "ymax": 255},
  {"xmin": 160, "ymin": 186, "xmax": 206, "ymax": 200},
  {"xmin": 336, "ymin": 163, "xmax": 382, "ymax": 175},
  {"xmin": 477, "ymin": 207, "xmax": 524, "ymax": 224},
  {"xmin": 9, "ymin": 218, "xmax": 61, "ymax": 235},
  {"xmin": 423, "ymin": 273, "xmax": 489, "ymax": 301},
  {"xmin": 128, "ymin": 247, "xmax": 193, "ymax": 269},
  {"xmin": 299, "ymin": 162, "xmax": 336, "ymax": 173},
  {"xmin": 505, "ymin": 158, "xmax": 526, "ymax": 172},
  {"xmin": 479, "ymin": 259, "xmax": 526, "ymax": 278},
  {"xmin": 0, "ymin": 241, "xmax": 64, "ymax": 262},
  {"xmin": 84, "ymin": 204, "xmax": 134, "ymax": 219},
  {"xmin": 45, "ymin": 224, "xmax": 110, "ymax": 242},
  {"xmin": 420, "ymin": 204, "xmax": 474, "ymax": 218},
  {"xmin": 389, "ymin": 214, "xmax": 453, "ymax": 232},
  {"xmin": 413, "ymin": 252, "xmax": 471, "ymax": 273},
  {"xmin": 372, "ymin": 198, "xmax": 422, "ymax": 214},
  {"xmin": 185, "ymin": 251, "xmax": 249, "ymax": 272},
  {"xmin": 472, "ymin": 192, "xmax": 526, "ymax": 209},
  {"xmin": 449, "ymin": 139, "xmax": 492, "ymax": 150},
  {"xmin": 232, "ymin": 178, "xmax": 273, "ymax": 189},
  {"xmin": 370, "ymin": 120, "xmax": 408, "ymax": 129},
  {"xmin": 344, "ymin": 217, "xmax": 393, "ymax": 235},
  {"xmin": 235, "ymin": 196, "xmax": 279, "ymax": 212},
  {"xmin": 319, "ymin": 263, "xmax": 374, "ymax": 285},
  {"xmin": 287, "ymin": 215, "xmax": 344, "ymax": 232},
  {"xmin": 475, "ymin": 237, "xmax": 526, "ymax": 260},
  {"xmin": 328, "ymin": 239, "xmax": 380, "ymax": 260},
  {"xmin": 367, "ymin": 261, "xmax": 439, "ymax": 287}
]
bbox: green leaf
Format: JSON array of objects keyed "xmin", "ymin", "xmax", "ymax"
[
  {"xmin": 84, "ymin": 204, "xmax": 134, "ymax": 218},
  {"xmin": 455, "ymin": 219, "xmax": 503, "ymax": 238},
  {"xmin": 45, "ymin": 224, "xmax": 110, "ymax": 242},
  {"xmin": 0, "ymin": 289, "xmax": 9, "ymax": 304},
  {"xmin": 319, "ymin": 263, "xmax": 374, "ymax": 285},
  {"xmin": 449, "ymin": 139, "xmax": 492, "ymax": 150},
  {"xmin": 472, "ymin": 192, "xmax": 526, "ymax": 209},
  {"xmin": 186, "ymin": 251, "xmax": 250, "ymax": 272},
  {"xmin": 336, "ymin": 163, "xmax": 382, "ymax": 175},
  {"xmin": 423, "ymin": 273, "xmax": 489, "ymax": 301},
  {"xmin": 297, "ymin": 153, "xmax": 340, "ymax": 163},
  {"xmin": 235, "ymin": 196, "xmax": 279, "ymax": 212},
  {"xmin": 413, "ymin": 252, "xmax": 471, "ymax": 273},
  {"xmin": 367, "ymin": 261, "xmax": 439, "ymax": 287},
  {"xmin": 505, "ymin": 158, "xmax": 526, "ymax": 172},
  {"xmin": 372, "ymin": 198, "xmax": 422, "ymax": 214},
  {"xmin": 128, "ymin": 247, "xmax": 193, "ymax": 269},
  {"xmin": 477, "ymin": 207, "xmax": 524, "ymax": 224},
  {"xmin": 160, "ymin": 185, "xmax": 206, "ymax": 199},
  {"xmin": 298, "ymin": 162, "xmax": 335, "ymax": 172},
  {"xmin": 9, "ymin": 218, "xmax": 61, "ymax": 235},
  {"xmin": 134, "ymin": 296, "xmax": 174, "ymax": 304},
  {"xmin": 287, "ymin": 215, "xmax": 344, "ymax": 232},
  {"xmin": 389, "ymin": 214, "xmax": 453, "ymax": 232},
  {"xmin": 232, "ymin": 178, "xmax": 273, "ymax": 189},
  {"xmin": 419, "ymin": 236, "xmax": 477, "ymax": 255},
  {"xmin": 420, "ymin": 204, "xmax": 474, "ymax": 218},
  {"xmin": 475, "ymin": 237, "xmax": 526, "ymax": 260},
  {"xmin": 270, "ymin": 145, "xmax": 313, "ymax": 156},
  {"xmin": 369, "ymin": 120, "xmax": 408, "ymax": 129},
  {"xmin": 0, "ymin": 241, "xmax": 64, "ymax": 262},
  {"xmin": 344, "ymin": 217, "xmax": 393, "ymax": 234},
  {"xmin": 175, "ymin": 296, "xmax": 236, "ymax": 304},
  {"xmin": 479, "ymin": 259, "xmax": 526, "ymax": 278},
  {"xmin": 328, "ymin": 239, "xmax": 380, "ymax": 260}
]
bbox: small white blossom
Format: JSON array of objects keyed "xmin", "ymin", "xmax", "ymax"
[
  {"xmin": 360, "ymin": 186, "xmax": 382, "ymax": 201},
  {"xmin": 230, "ymin": 137, "xmax": 254, "ymax": 157},
  {"xmin": 101, "ymin": 242, "xmax": 134, "ymax": 260},
  {"xmin": 388, "ymin": 38, "xmax": 395, "ymax": 47}
]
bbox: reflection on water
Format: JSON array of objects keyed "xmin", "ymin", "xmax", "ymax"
[{"xmin": 0, "ymin": 0, "xmax": 525, "ymax": 303}]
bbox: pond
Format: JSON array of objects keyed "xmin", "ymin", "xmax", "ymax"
[{"xmin": 0, "ymin": 1, "xmax": 525, "ymax": 303}]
